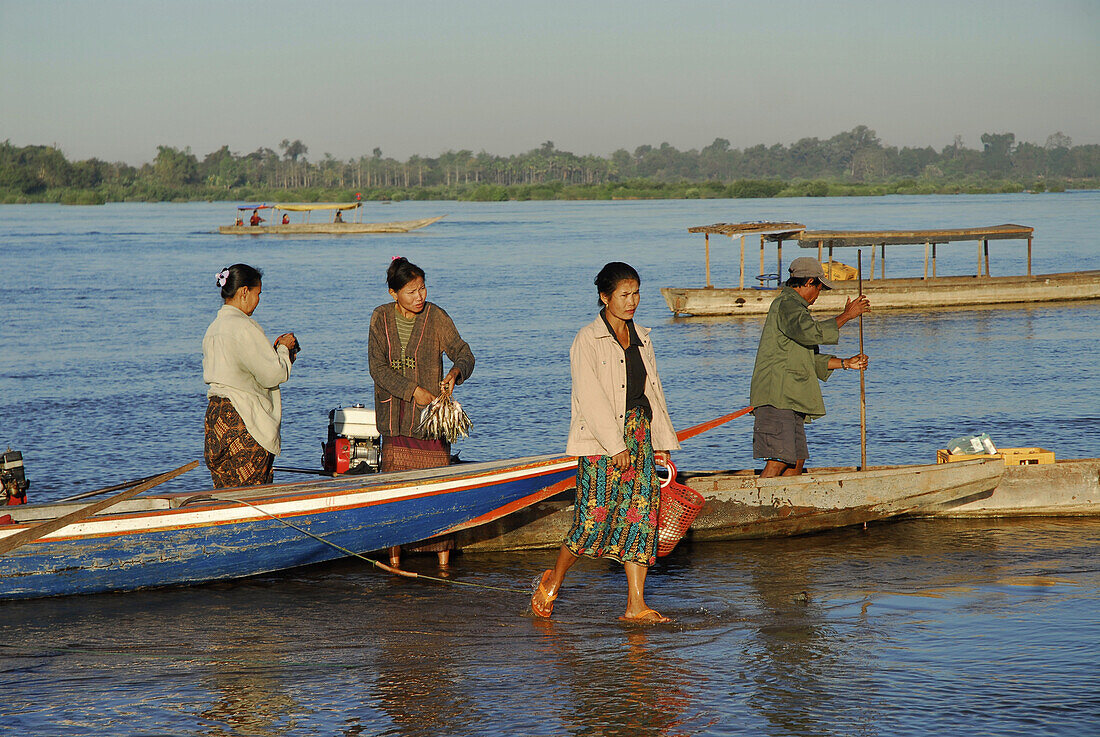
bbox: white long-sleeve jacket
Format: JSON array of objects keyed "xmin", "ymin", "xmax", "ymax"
[
  {"xmin": 565, "ymin": 315, "xmax": 679, "ymax": 458},
  {"xmin": 202, "ymin": 304, "xmax": 292, "ymax": 455}
]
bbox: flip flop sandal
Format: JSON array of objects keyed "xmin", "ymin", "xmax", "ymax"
[
  {"xmin": 530, "ymin": 569, "xmax": 557, "ymax": 618},
  {"xmin": 618, "ymin": 608, "xmax": 671, "ymax": 624}
]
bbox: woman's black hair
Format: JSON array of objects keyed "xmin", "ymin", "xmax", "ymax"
[
  {"xmin": 387, "ymin": 257, "xmax": 426, "ymax": 291},
  {"xmin": 219, "ymin": 263, "xmax": 263, "ymax": 299},
  {"xmin": 594, "ymin": 262, "xmax": 641, "ymax": 306}
]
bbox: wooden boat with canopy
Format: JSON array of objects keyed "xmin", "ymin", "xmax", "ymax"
[
  {"xmin": 662, "ymin": 222, "xmax": 1100, "ymax": 315},
  {"xmin": 219, "ymin": 202, "xmax": 444, "ymax": 234}
]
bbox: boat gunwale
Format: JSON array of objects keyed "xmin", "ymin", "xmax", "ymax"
[{"xmin": 0, "ymin": 455, "xmax": 577, "ymax": 544}]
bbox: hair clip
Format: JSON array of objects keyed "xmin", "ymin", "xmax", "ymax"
[{"xmin": 216, "ymin": 268, "xmax": 230, "ymax": 287}]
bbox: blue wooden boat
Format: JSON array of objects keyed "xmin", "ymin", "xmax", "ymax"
[{"xmin": 0, "ymin": 455, "xmax": 576, "ymax": 600}]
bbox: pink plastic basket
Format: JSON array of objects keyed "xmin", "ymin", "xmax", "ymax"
[{"xmin": 656, "ymin": 460, "xmax": 705, "ymax": 557}]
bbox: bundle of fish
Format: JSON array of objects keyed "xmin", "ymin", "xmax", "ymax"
[{"xmin": 416, "ymin": 387, "xmax": 472, "ymax": 443}]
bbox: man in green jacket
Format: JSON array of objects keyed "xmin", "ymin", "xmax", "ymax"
[{"xmin": 749, "ymin": 257, "xmax": 869, "ymax": 478}]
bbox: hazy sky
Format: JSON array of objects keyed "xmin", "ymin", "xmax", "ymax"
[{"xmin": 2, "ymin": 0, "xmax": 1098, "ymax": 165}]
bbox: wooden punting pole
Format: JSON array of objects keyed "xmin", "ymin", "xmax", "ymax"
[{"xmin": 858, "ymin": 250, "xmax": 867, "ymax": 470}]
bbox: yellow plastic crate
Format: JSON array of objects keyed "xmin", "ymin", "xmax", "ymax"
[
  {"xmin": 936, "ymin": 447, "xmax": 1054, "ymax": 466},
  {"xmin": 999, "ymin": 447, "xmax": 1055, "ymax": 466}
]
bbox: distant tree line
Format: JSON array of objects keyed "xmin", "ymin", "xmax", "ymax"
[{"xmin": 2, "ymin": 126, "xmax": 1097, "ymax": 204}]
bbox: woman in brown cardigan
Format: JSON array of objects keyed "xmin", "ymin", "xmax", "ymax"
[{"xmin": 368, "ymin": 257, "xmax": 475, "ymax": 567}]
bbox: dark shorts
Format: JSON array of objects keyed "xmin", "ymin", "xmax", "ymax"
[{"xmin": 752, "ymin": 405, "xmax": 808, "ymax": 464}]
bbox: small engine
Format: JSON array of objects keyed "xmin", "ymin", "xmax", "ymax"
[
  {"xmin": 322, "ymin": 405, "xmax": 382, "ymax": 475},
  {"xmin": 1, "ymin": 450, "xmax": 29, "ymax": 505}
]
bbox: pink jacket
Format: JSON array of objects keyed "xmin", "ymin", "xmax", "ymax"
[{"xmin": 565, "ymin": 316, "xmax": 679, "ymax": 457}]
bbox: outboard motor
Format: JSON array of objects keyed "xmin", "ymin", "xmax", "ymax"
[
  {"xmin": 1, "ymin": 450, "xmax": 29, "ymax": 505},
  {"xmin": 322, "ymin": 405, "xmax": 382, "ymax": 475}
]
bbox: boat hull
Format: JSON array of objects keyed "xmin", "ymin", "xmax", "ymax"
[
  {"xmin": 218, "ymin": 215, "xmax": 444, "ymax": 235},
  {"xmin": 911, "ymin": 458, "xmax": 1100, "ymax": 517},
  {"xmin": 661, "ymin": 270, "xmax": 1100, "ymax": 316},
  {"xmin": 0, "ymin": 455, "xmax": 574, "ymax": 600},
  {"xmin": 455, "ymin": 459, "xmax": 1004, "ymax": 551}
]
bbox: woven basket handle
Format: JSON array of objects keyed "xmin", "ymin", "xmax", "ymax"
[{"xmin": 655, "ymin": 459, "xmax": 677, "ymax": 489}]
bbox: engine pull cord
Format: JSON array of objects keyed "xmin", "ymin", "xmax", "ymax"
[{"xmin": 207, "ymin": 494, "xmax": 531, "ymax": 595}]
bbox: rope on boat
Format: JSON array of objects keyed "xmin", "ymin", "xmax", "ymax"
[{"xmin": 209, "ymin": 495, "xmax": 532, "ymax": 595}]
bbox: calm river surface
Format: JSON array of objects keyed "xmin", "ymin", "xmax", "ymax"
[{"xmin": 1, "ymin": 194, "xmax": 1098, "ymax": 736}]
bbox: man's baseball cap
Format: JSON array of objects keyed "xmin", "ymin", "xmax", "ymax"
[{"xmin": 788, "ymin": 256, "xmax": 834, "ymax": 289}]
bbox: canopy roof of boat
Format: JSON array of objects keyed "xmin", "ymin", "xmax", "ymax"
[
  {"xmin": 798, "ymin": 224, "xmax": 1033, "ymax": 248},
  {"xmin": 688, "ymin": 221, "xmax": 806, "ymax": 241},
  {"xmin": 273, "ymin": 202, "xmax": 363, "ymax": 212},
  {"xmin": 236, "ymin": 204, "xmax": 274, "ymax": 210}
]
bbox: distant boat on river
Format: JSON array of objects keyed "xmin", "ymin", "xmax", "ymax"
[
  {"xmin": 219, "ymin": 202, "xmax": 444, "ymax": 235},
  {"xmin": 662, "ymin": 222, "xmax": 1100, "ymax": 316}
]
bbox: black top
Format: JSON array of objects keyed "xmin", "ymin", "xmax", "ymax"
[{"xmin": 600, "ymin": 309, "xmax": 652, "ymax": 421}]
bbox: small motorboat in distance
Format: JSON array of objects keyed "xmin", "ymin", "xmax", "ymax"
[{"xmin": 220, "ymin": 202, "xmax": 444, "ymax": 234}]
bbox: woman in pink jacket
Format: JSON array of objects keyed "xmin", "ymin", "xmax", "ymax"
[{"xmin": 531, "ymin": 262, "xmax": 679, "ymax": 624}]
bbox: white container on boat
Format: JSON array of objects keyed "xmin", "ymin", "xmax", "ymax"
[{"xmin": 331, "ymin": 406, "xmax": 379, "ymax": 439}]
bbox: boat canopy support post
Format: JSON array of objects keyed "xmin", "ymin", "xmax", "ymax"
[
  {"xmin": 817, "ymin": 241, "xmax": 823, "ymax": 263},
  {"xmin": 704, "ymin": 233, "xmax": 712, "ymax": 288},
  {"xmin": 739, "ymin": 234, "xmax": 746, "ymax": 289},
  {"xmin": 759, "ymin": 236, "xmax": 765, "ymax": 283},
  {"xmin": 881, "ymin": 244, "xmax": 886, "ymax": 279},
  {"xmin": 869, "ymin": 247, "xmax": 876, "ymax": 281},
  {"xmin": 984, "ymin": 239, "xmax": 991, "ymax": 277},
  {"xmin": 1027, "ymin": 236, "xmax": 1033, "ymax": 277},
  {"xmin": 777, "ymin": 238, "xmax": 783, "ymax": 281},
  {"xmin": 923, "ymin": 241, "xmax": 930, "ymax": 280},
  {"xmin": 932, "ymin": 243, "xmax": 938, "ymax": 278}
]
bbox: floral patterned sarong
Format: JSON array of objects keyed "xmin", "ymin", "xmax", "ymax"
[
  {"xmin": 204, "ymin": 397, "xmax": 274, "ymax": 489},
  {"xmin": 564, "ymin": 407, "xmax": 660, "ymax": 566}
]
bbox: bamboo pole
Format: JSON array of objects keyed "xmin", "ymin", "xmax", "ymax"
[
  {"xmin": 983, "ymin": 239, "xmax": 990, "ymax": 276},
  {"xmin": 858, "ymin": 250, "xmax": 867, "ymax": 470},
  {"xmin": 932, "ymin": 243, "xmax": 938, "ymax": 277},
  {"xmin": 923, "ymin": 242, "xmax": 929, "ymax": 279},
  {"xmin": 1027, "ymin": 236, "xmax": 1033, "ymax": 276},
  {"xmin": 776, "ymin": 238, "xmax": 783, "ymax": 281},
  {"xmin": 870, "ymin": 247, "xmax": 876, "ymax": 281}
]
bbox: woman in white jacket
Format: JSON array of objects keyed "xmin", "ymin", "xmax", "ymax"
[
  {"xmin": 202, "ymin": 264, "xmax": 298, "ymax": 488},
  {"xmin": 531, "ymin": 262, "xmax": 679, "ymax": 624}
]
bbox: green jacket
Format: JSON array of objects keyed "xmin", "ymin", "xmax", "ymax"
[{"xmin": 749, "ymin": 287, "xmax": 839, "ymax": 421}]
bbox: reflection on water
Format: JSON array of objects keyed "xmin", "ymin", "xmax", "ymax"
[
  {"xmin": 2, "ymin": 518, "xmax": 1098, "ymax": 736},
  {"xmin": 744, "ymin": 556, "xmax": 854, "ymax": 737},
  {"xmin": 530, "ymin": 617, "xmax": 696, "ymax": 737}
]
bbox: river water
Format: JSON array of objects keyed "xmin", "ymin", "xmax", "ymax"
[{"xmin": 1, "ymin": 194, "xmax": 1098, "ymax": 735}]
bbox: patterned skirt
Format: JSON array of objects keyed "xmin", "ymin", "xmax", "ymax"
[
  {"xmin": 564, "ymin": 407, "xmax": 660, "ymax": 567},
  {"xmin": 204, "ymin": 397, "xmax": 274, "ymax": 489},
  {"xmin": 381, "ymin": 435, "xmax": 451, "ymax": 473},
  {"xmin": 382, "ymin": 435, "xmax": 453, "ymax": 552}
]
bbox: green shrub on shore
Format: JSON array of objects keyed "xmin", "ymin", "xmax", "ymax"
[{"xmin": 1, "ymin": 176, "xmax": 1096, "ymax": 206}]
